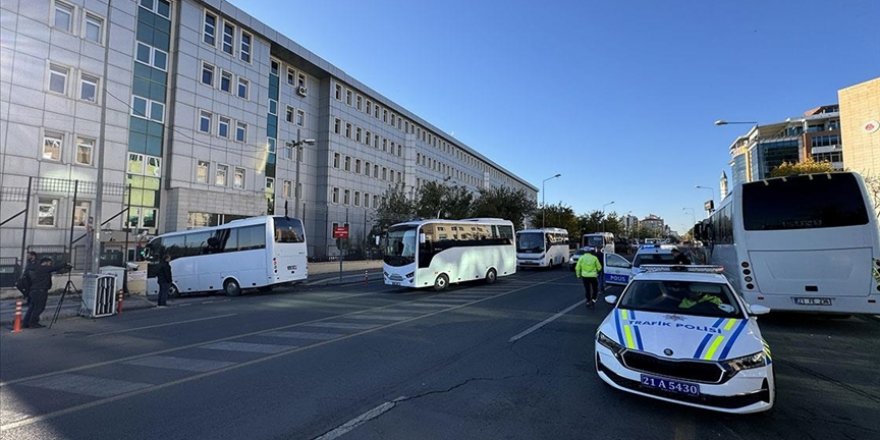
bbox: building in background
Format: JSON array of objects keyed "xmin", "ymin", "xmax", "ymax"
[
  {"xmin": 727, "ymin": 105, "xmax": 843, "ymax": 187},
  {"xmin": 0, "ymin": 0, "xmax": 536, "ymax": 265},
  {"xmin": 839, "ymin": 77, "xmax": 880, "ymax": 180},
  {"xmin": 639, "ymin": 214, "xmax": 664, "ymax": 234}
]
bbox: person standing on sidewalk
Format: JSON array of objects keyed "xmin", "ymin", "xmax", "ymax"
[
  {"xmin": 23, "ymin": 257, "xmax": 70, "ymax": 328},
  {"xmin": 575, "ymin": 247, "xmax": 603, "ymax": 308},
  {"xmin": 157, "ymin": 254, "xmax": 173, "ymax": 308}
]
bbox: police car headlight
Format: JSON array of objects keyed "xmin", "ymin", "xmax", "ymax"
[
  {"xmin": 722, "ymin": 351, "xmax": 767, "ymax": 372},
  {"xmin": 597, "ymin": 332, "xmax": 625, "ymax": 356}
]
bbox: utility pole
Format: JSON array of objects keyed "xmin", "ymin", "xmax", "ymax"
[{"xmin": 91, "ymin": 0, "xmax": 114, "ymax": 274}]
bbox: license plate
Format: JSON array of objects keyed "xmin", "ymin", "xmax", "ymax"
[
  {"xmin": 640, "ymin": 375, "xmax": 700, "ymax": 396},
  {"xmin": 391, "ymin": 282, "xmax": 401, "ymax": 286},
  {"xmin": 795, "ymin": 297, "xmax": 832, "ymax": 306}
]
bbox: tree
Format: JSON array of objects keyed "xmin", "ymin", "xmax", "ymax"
[
  {"xmin": 769, "ymin": 158, "xmax": 834, "ymax": 178},
  {"xmin": 864, "ymin": 174, "xmax": 880, "ymax": 218},
  {"xmin": 443, "ymin": 185, "xmax": 474, "ymax": 220},
  {"xmin": 414, "ymin": 182, "xmax": 474, "ymax": 220},
  {"xmin": 604, "ymin": 211, "xmax": 625, "ymax": 236},
  {"xmin": 470, "ymin": 186, "xmax": 536, "ymax": 230},
  {"xmin": 528, "ymin": 203, "xmax": 578, "ymax": 234},
  {"xmin": 375, "ymin": 183, "xmax": 416, "ymax": 233},
  {"xmin": 577, "ymin": 210, "xmax": 605, "ymax": 237}
]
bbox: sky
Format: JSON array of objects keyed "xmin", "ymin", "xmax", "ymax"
[{"xmin": 233, "ymin": 0, "xmax": 879, "ymax": 233}]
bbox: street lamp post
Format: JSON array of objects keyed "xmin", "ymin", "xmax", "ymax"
[
  {"xmin": 695, "ymin": 185, "xmax": 714, "ymax": 214},
  {"xmin": 287, "ymin": 128, "xmax": 315, "ymax": 218},
  {"xmin": 601, "ymin": 201, "xmax": 615, "ymax": 232},
  {"xmin": 541, "ymin": 173, "xmax": 561, "ymax": 229}
]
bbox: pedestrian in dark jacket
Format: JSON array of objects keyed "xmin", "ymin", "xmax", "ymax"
[
  {"xmin": 671, "ymin": 248, "xmax": 692, "ymax": 265},
  {"xmin": 157, "ymin": 254, "xmax": 173, "ymax": 307},
  {"xmin": 15, "ymin": 251, "xmax": 38, "ymax": 299},
  {"xmin": 23, "ymin": 257, "xmax": 69, "ymax": 328}
]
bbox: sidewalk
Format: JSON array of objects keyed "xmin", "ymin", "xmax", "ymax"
[{"xmin": 0, "ymin": 260, "xmax": 384, "ymax": 326}]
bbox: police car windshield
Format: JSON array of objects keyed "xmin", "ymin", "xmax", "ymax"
[
  {"xmin": 632, "ymin": 253, "xmax": 675, "ymax": 267},
  {"xmin": 619, "ymin": 280, "xmax": 743, "ymax": 318}
]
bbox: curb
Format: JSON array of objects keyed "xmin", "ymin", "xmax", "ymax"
[{"xmin": 1, "ymin": 296, "xmax": 158, "ymax": 326}]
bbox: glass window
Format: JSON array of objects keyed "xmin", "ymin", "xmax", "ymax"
[
  {"xmin": 296, "ymin": 109, "xmax": 305, "ymax": 126},
  {"xmin": 216, "ymin": 164, "xmax": 228, "ymax": 186},
  {"xmin": 233, "ymin": 167, "xmax": 245, "ymax": 189},
  {"xmin": 49, "ymin": 64, "xmax": 68, "ymax": 94},
  {"xmin": 203, "ymin": 11, "xmax": 216, "ymax": 45},
  {"xmin": 620, "ymin": 280, "xmax": 742, "ymax": 318},
  {"xmin": 335, "ymin": 84, "xmax": 341, "ymax": 100},
  {"xmin": 354, "ymin": 191, "xmax": 360, "ymax": 206},
  {"xmin": 149, "ymin": 101, "xmax": 164, "ymax": 122},
  {"xmin": 282, "ymin": 180, "xmax": 291, "ymax": 198},
  {"xmin": 235, "ymin": 122, "xmax": 246, "ymax": 142},
  {"xmin": 218, "ymin": 117, "xmax": 230, "ymax": 138},
  {"xmin": 237, "ymin": 225, "xmax": 266, "ymax": 251},
  {"xmin": 343, "ymin": 189, "xmax": 350, "ymax": 205},
  {"xmin": 268, "ymin": 99, "xmax": 277, "ymax": 115},
  {"xmin": 42, "ymin": 132, "xmax": 62, "ymax": 161},
  {"xmin": 199, "ymin": 110, "xmax": 212, "ymax": 133},
  {"xmin": 196, "ymin": 160, "xmax": 209, "ymax": 183},
  {"xmin": 156, "ymin": 0, "xmax": 170, "ymax": 18},
  {"xmin": 73, "ymin": 201, "xmax": 90, "ymax": 227},
  {"xmin": 79, "ymin": 73, "xmax": 98, "ymax": 102},
  {"xmin": 240, "ymin": 32, "xmax": 251, "ymax": 62},
  {"xmin": 237, "ymin": 78, "xmax": 248, "ymax": 99},
  {"xmin": 136, "ymin": 42, "xmax": 151, "ymax": 65},
  {"xmin": 54, "ymin": 1, "xmax": 73, "ymax": 32},
  {"xmin": 75, "ymin": 137, "xmax": 94, "ymax": 165},
  {"xmin": 345, "ymin": 90, "xmax": 352, "ymax": 105},
  {"xmin": 146, "ymin": 156, "xmax": 161, "ymax": 177},
  {"xmin": 84, "ymin": 13, "xmax": 103, "ymax": 43},
  {"xmin": 287, "ymin": 68, "xmax": 296, "ymax": 85},
  {"xmin": 344, "ymin": 156, "xmax": 351, "ymax": 171},
  {"xmin": 270, "ymin": 60, "xmax": 279, "ymax": 76},
  {"xmin": 128, "ymin": 153, "xmax": 145, "ymax": 174},
  {"xmin": 220, "ymin": 70, "xmax": 232, "ymax": 92},
  {"xmin": 332, "ymin": 187, "xmax": 339, "ymax": 204},
  {"xmin": 38, "ymin": 198, "xmax": 59, "ymax": 226},
  {"xmin": 265, "ymin": 177, "xmax": 275, "ymax": 192},
  {"xmin": 333, "ymin": 153, "xmax": 340, "ymax": 168},
  {"xmin": 297, "ymin": 73, "xmax": 306, "ymax": 88},
  {"xmin": 222, "ymin": 22, "xmax": 234, "ymax": 55},
  {"xmin": 285, "ymin": 106, "xmax": 294, "ymax": 123},
  {"xmin": 268, "ymin": 137, "xmax": 276, "ymax": 153},
  {"xmin": 201, "ymin": 63, "xmax": 214, "ymax": 86},
  {"xmin": 273, "ymin": 217, "xmax": 304, "ymax": 243}
]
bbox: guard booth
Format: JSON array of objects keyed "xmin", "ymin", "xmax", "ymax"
[{"xmin": 80, "ymin": 273, "xmax": 117, "ymax": 318}]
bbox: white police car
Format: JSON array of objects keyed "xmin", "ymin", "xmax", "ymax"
[
  {"xmin": 595, "ymin": 265, "xmax": 775, "ymax": 414},
  {"xmin": 631, "ymin": 244, "xmax": 677, "ymax": 276}
]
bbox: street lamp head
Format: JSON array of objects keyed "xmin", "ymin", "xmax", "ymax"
[
  {"xmin": 302, "ymin": 138, "xmax": 316, "ymax": 145},
  {"xmin": 714, "ymin": 120, "xmax": 728, "ymax": 126},
  {"xmin": 554, "ymin": 173, "xmax": 561, "ymax": 178}
]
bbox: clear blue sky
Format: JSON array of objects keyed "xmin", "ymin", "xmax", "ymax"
[{"xmin": 233, "ymin": 0, "xmax": 879, "ymax": 233}]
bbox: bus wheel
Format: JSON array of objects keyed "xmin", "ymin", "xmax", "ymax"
[
  {"xmin": 433, "ymin": 274, "xmax": 449, "ymax": 291},
  {"xmin": 224, "ymin": 279, "xmax": 242, "ymax": 297},
  {"xmin": 485, "ymin": 268, "xmax": 497, "ymax": 284},
  {"xmin": 169, "ymin": 284, "xmax": 180, "ymax": 298}
]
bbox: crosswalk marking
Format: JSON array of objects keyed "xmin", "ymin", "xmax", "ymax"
[
  {"xmin": 200, "ymin": 341, "xmax": 292, "ymax": 354},
  {"xmin": 123, "ymin": 356, "xmax": 236, "ymax": 372},
  {"xmin": 20, "ymin": 374, "xmax": 152, "ymax": 398},
  {"xmin": 262, "ymin": 331, "xmax": 343, "ymax": 340},
  {"xmin": 303, "ymin": 322, "xmax": 380, "ymax": 330}
]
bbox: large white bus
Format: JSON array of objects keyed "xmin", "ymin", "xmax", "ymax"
[
  {"xmin": 700, "ymin": 172, "xmax": 880, "ymax": 314},
  {"xmin": 582, "ymin": 232, "xmax": 616, "ymax": 254},
  {"xmin": 516, "ymin": 228, "xmax": 569, "ymax": 268},
  {"xmin": 145, "ymin": 216, "xmax": 308, "ymax": 296},
  {"xmin": 383, "ymin": 218, "xmax": 517, "ymax": 290}
]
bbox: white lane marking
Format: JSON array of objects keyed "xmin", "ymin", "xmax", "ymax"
[
  {"xmin": 87, "ymin": 314, "xmax": 238, "ymax": 337},
  {"xmin": 303, "ymin": 322, "xmax": 379, "ymax": 330},
  {"xmin": 123, "ymin": 356, "xmax": 236, "ymax": 372},
  {"xmin": 394, "ymin": 303, "xmax": 450, "ymax": 308},
  {"xmin": 508, "ymin": 299, "xmax": 586, "ymax": 343},
  {"xmin": 346, "ymin": 314, "xmax": 411, "ymax": 321},
  {"xmin": 20, "ymin": 374, "xmax": 152, "ymax": 398},
  {"xmin": 313, "ymin": 397, "xmax": 404, "ymax": 440},
  {"xmin": 200, "ymin": 341, "xmax": 293, "ymax": 354},
  {"xmin": 262, "ymin": 331, "xmax": 343, "ymax": 340}
]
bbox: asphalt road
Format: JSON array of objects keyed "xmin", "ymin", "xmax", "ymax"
[{"xmin": 1, "ymin": 269, "xmax": 878, "ymax": 440}]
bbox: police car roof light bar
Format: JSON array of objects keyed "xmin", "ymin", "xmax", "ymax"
[{"xmin": 639, "ymin": 265, "xmax": 724, "ymax": 274}]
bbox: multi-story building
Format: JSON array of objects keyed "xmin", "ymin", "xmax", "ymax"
[
  {"xmin": 839, "ymin": 77, "xmax": 880, "ymax": 179},
  {"xmin": 727, "ymin": 105, "xmax": 843, "ymax": 187},
  {"xmin": 0, "ymin": 0, "xmax": 537, "ymax": 265},
  {"xmin": 639, "ymin": 214, "xmax": 664, "ymax": 234}
]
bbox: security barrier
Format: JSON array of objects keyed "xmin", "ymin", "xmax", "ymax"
[{"xmin": 80, "ymin": 274, "xmax": 117, "ymax": 318}]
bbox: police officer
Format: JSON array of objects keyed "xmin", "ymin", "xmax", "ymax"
[
  {"xmin": 156, "ymin": 254, "xmax": 173, "ymax": 308},
  {"xmin": 671, "ymin": 248, "xmax": 692, "ymax": 265},
  {"xmin": 575, "ymin": 247, "xmax": 603, "ymax": 308},
  {"xmin": 23, "ymin": 257, "xmax": 69, "ymax": 328}
]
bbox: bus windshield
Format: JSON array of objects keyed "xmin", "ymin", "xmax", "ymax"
[
  {"xmin": 742, "ymin": 173, "xmax": 869, "ymax": 231},
  {"xmin": 516, "ymin": 232, "xmax": 545, "ymax": 253},
  {"xmin": 585, "ymin": 236, "xmax": 604, "ymax": 248},
  {"xmin": 385, "ymin": 225, "xmax": 417, "ymax": 267},
  {"xmin": 273, "ymin": 217, "xmax": 305, "ymax": 243}
]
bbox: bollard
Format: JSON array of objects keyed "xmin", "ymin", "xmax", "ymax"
[
  {"xmin": 12, "ymin": 299, "xmax": 23, "ymax": 333},
  {"xmin": 364, "ymin": 270, "xmax": 369, "ymax": 284},
  {"xmin": 117, "ymin": 289, "xmax": 124, "ymax": 315}
]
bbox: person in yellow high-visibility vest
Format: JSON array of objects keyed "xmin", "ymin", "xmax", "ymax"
[{"xmin": 575, "ymin": 247, "xmax": 603, "ymax": 308}]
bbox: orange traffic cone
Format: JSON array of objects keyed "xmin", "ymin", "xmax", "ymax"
[
  {"xmin": 12, "ymin": 299, "xmax": 23, "ymax": 333},
  {"xmin": 117, "ymin": 289, "xmax": 124, "ymax": 315}
]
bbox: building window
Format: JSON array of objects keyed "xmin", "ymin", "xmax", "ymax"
[
  {"xmin": 131, "ymin": 96, "xmax": 164, "ymax": 122},
  {"xmin": 218, "ymin": 116, "xmax": 230, "ymax": 138},
  {"xmin": 270, "ymin": 59, "xmax": 279, "ymax": 76},
  {"xmin": 382, "ymin": 167, "xmax": 387, "ymax": 180},
  {"xmin": 383, "ymin": 109, "xmax": 388, "ymax": 123},
  {"xmin": 343, "ymin": 189, "xmax": 350, "ymax": 205},
  {"xmin": 237, "ymin": 78, "xmax": 249, "ymax": 99},
  {"xmin": 38, "ymin": 198, "xmax": 59, "ymax": 226},
  {"xmin": 364, "ymin": 161, "xmax": 371, "ymax": 175},
  {"xmin": 345, "ymin": 123, "xmax": 351, "ymax": 138},
  {"xmin": 75, "ymin": 137, "xmax": 94, "ymax": 165},
  {"xmin": 240, "ymin": 31, "xmax": 252, "ymax": 62},
  {"xmin": 354, "ymin": 191, "xmax": 360, "ymax": 207},
  {"xmin": 296, "ymin": 183, "xmax": 302, "ymax": 198},
  {"xmin": 265, "ymin": 177, "xmax": 275, "ymax": 193},
  {"xmin": 222, "ymin": 22, "xmax": 235, "ymax": 55},
  {"xmin": 140, "ymin": 0, "xmax": 170, "ymax": 19},
  {"xmin": 397, "ymin": 145, "xmax": 402, "ymax": 157},
  {"xmin": 196, "ymin": 160, "xmax": 209, "ymax": 183},
  {"xmin": 335, "ymin": 84, "xmax": 341, "ymax": 100},
  {"xmin": 136, "ymin": 42, "xmax": 168, "ymax": 71},
  {"xmin": 333, "ymin": 153, "xmax": 340, "ymax": 168},
  {"xmin": 84, "ymin": 13, "xmax": 103, "ymax": 44},
  {"xmin": 333, "ymin": 118, "xmax": 341, "ymax": 134},
  {"xmin": 53, "ymin": 1, "xmax": 74, "ymax": 32},
  {"xmin": 233, "ymin": 167, "xmax": 245, "ymax": 189},
  {"xmin": 216, "ymin": 164, "xmax": 228, "ymax": 186},
  {"xmin": 236, "ymin": 122, "xmax": 247, "ymax": 142},
  {"xmin": 364, "ymin": 193, "xmax": 370, "ymax": 208},
  {"xmin": 79, "ymin": 73, "xmax": 99, "ymax": 103},
  {"xmin": 355, "ymin": 159, "xmax": 361, "ymax": 174},
  {"xmin": 345, "ymin": 89, "xmax": 352, "ymax": 105},
  {"xmin": 332, "ymin": 187, "xmax": 339, "ymax": 204},
  {"xmin": 48, "ymin": 63, "xmax": 68, "ymax": 95},
  {"xmin": 297, "ymin": 73, "xmax": 306, "ymax": 88},
  {"xmin": 282, "ymin": 180, "xmax": 291, "ymax": 198},
  {"xmin": 268, "ymin": 137, "xmax": 276, "ymax": 153},
  {"xmin": 366, "ymin": 100, "xmax": 372, "ymax": 115},
  {"xmin": 73, "ymin": 201, "xmax": 90, "ymax": 227},
  {"xmin": 268, "ymin": 99, "xmax": 277, "ymax": 115},
  {"xmin": 373, "ymin": 165, "xmax": 378, "ymax": 178},
  {"xmin": 356, "ymin": 95, "xmax": 362, "ymax": 111},
  {"xmin": 199, "ymin": 110, "xmax": 212, "ymax": 133},
  {"xmin": 344, "ymin": 156, "xmax": 351, "ymax": 172},
  {"xmin": 201, "ymin": 62, "xmax": 214, "ymax": 86},
  {"xmin": 42, "ymin": 132, "xmax": 63, "ymax": 161},
  {"xmin": 128, "ymin": 152, "xmax": 144, "ymax": 174},
  {"xmin": 365, "ymin": 131, "xmax": 372, "ymax": 147},
  {"xmin": 287, "ymin": 68, "xmax": 296, "ymax": 85},
  {"xmin": 355, "ymin": 127, "xmax": 362, "ymax": 143},
  {"xmin": 220, "ymin": 70, "xmax": 232, "ymax": 92},
  {"xmin": 286, "ymin": 106, "xmax": 294, "ymax": 123},
  {"xmin": 283, "ymin": 145, "xmax": 293, "ymax": 160},
  {"xmin": 203, "ymin": 11, "xmax": 217, "ymax": 45},
  {"xmin": 295, "ymin": 109, "xmax": 305, "ymax": 126}
]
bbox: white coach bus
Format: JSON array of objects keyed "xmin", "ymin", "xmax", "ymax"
[
  {"xmin": 701, "ymin": 172, "xmax": 880, "ymax": 314},
  {"xmin": 146, "ymin": 216, "xmax": 308, "ymax": 296},
  {"xmin": 383, "ymin": 218, "xmax": 517, "ymax": 290},
  {"xmin": 516, "ymin": 228, "xmax": 570, "ymax": 268}
]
